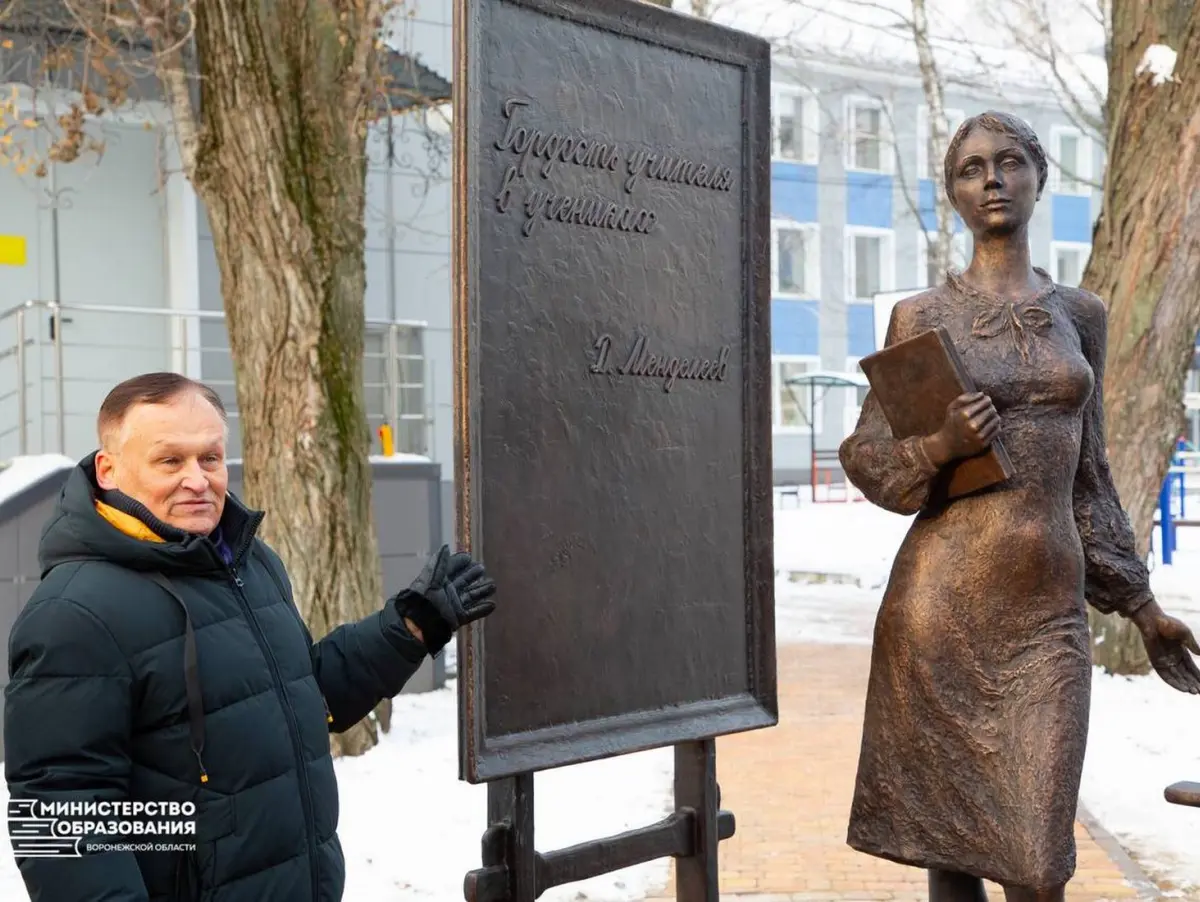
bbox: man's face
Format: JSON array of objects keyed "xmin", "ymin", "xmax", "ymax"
[{"xmin": 95, "ymin": 391, "xmax": 228, "ymax": 535}]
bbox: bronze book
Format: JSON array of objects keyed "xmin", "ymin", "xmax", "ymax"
[{"xmin": 858, "ymin": 325, "xmax": 1014, "ymax": 500}]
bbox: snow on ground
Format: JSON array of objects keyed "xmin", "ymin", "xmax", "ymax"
[
  {"xmin": 1083, "ymin": 672, "xmax": 1200, "ymax": 895},
  {"xmin": 1, "ymin": 488, "xmax": 1198, "ymax": 898},
  {"xmin": 325, "ymin": 689, "xmax": 675, "ymax": 902},
  {"xmin": 772, "ymin": 493, "xmax": 913, "ymax": 592},
  {"xmin": 0, "ymin": 454, "xmax": 74, "ymax": 505}
]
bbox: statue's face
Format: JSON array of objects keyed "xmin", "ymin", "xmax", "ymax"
[{"xmin": 949, "ymin": 126, "xmax": 1039, "ymax": 237}]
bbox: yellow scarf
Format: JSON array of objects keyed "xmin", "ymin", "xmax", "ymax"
[{"xmin": 94, "ymin": 500, "xmax": 165, "ymax": 544}]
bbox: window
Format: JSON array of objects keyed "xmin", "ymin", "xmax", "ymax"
[
  {"xmin": 845, "ymin": 97, "xmax": 891, "ymax": 173},
  {"xmin": 772, "ymin": 221, "xmax": 820, "ymax": 297},
  {"xmin": 1051, "ymin": 241, "xmax": 1090, "ymax": 286},
  {"xmin": 845, "ymin": 228, "xmax": 895, "ymax": 302},
  {"xmin": 1051, "ymin": 126, "xmax": 1093, "ymax": 195},
  {"xmin": 854, "ymin": 235, "xmax": 881, "ymax": 298},
  {"xmin": 917, "ymin": 106, "xmax": 966, "ymax": 180},
  {"xmin": 773, "ymin": 357, "xmax": 821, "ymax": 433},
  {"xmin": 918, "ymin": 230, "xmax": 970, "ymax": 288},
  {"xmin": 772, "ymin": 86, "xmax": 819, "ymax": 164},
  {"xmin": 1186, "ymin": 365, "xmax": 1200, "ymax": 430}
]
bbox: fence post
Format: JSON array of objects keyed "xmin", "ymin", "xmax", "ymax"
[
  {"xmin": 1176, "ymin": 469, "xmax": 1183, "ymax": 552},
  {"xmin": 180, "ymin": 313, "xmax": 190, "ymax": 377},
  {"xmin": 1160, "ymin": 475, "xmax": 1174, "ymax": 566},
  {"xmin": 52, "ymin": 304, "xmax": 65, "ymax": 453},
  {"xmin": 387, "ymin": 323, "xmax": 400, "ymax": 440},
  {"xmin": 16, "ymin": 307, "xmax": 27, "ymax": 455},
  {"xmin": 1174, "ymin": 439, "xmax": 1185, "ymax": 522}
]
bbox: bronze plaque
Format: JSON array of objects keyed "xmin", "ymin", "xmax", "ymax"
[{"xmin": 453, "ymin": 0, "xmax": 776, "ymax": 783}]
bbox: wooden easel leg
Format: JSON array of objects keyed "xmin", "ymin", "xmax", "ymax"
[
  {"xmin": 488, "ymin": 773, "xmax": 537, "ymax": 902},
  {"xmin": 674, "ymin": 739, "xmax": 719, "ymax": 902}
]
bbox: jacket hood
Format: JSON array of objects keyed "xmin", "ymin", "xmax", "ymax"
[{"xmin": 38, "ymin": 452, "xmax": 265, "ymax": 578}]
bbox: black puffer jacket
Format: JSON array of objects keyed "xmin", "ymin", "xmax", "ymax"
[{"xmin": 4, "ymin": 454, "xmax": 429, "ymax": 901}]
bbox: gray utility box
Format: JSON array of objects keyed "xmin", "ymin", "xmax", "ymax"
[{"xmin": 0, "ymin": 455, "xmax": 448, "ymax": 761}]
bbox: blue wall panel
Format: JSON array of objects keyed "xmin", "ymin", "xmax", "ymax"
[
  {"xmin": 847, "ymin": 303, "xmax": 876, "ymax": 357},
  {"xmin": 846, "ymin": 171, "xmax": 892, "ymax": 228},
  {"xmin": 772, "ymin": 299, "xmax": 820, "ymax": 356},
  {"xmin": 1052, "ymin": 194, "xmax": 1093, "ymax": 244},
  {"xmin": 771, "ymin": 162, "xmax": 818, "ymax": 223},
  {"xmin": 918, "ymin": 179, "xmax": 963, "ymax": 233}
]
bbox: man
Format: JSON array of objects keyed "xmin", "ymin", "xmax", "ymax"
[{"xmin": 4, "ymin": 372, "xmax": 496, "ymax": 901}]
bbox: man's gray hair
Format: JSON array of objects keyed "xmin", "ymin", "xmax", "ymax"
[{"xmin": 97, "ymin": 372, "xmax": 228, "ymax": 447}]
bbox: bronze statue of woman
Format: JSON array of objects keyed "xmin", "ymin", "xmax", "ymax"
[{"xmin": 839, "ymin": 110, "xmax": 1200, "ymax": 902}]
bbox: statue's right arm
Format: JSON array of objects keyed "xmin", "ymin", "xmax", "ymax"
[{"xmin": 838, "ymin": 301, "xmax": 942, "ymax": 516}]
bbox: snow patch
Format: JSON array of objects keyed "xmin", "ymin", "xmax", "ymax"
[
  {"xmin": 772, "ymin": 500, "xmax": 913, "ymax": 591},
  {"xmin": 369, "ymin": 453, "xmax": 432, "ymax": 464},
  {"xmin": 0, "ymin": 454, "xmax": 75, "ymax": 507},
  {"xmin": 1081, "ymin": 669, "xmax": 1200, "ymax": 891},
  {"xmin": 1136, "ymin": 44, "xmax": 1178, "ymax": 86},
  {"xmin": 326, "ymin": 682, "xmax": 676, "ymax": 901}
]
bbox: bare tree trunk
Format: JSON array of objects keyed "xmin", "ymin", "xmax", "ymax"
[
  {"xmin": 910, "ymin": 0, "xmax": 955, "ymax": 284},
  {"xmin": 181, "ymin": 0, "xmax": 391, "ymax": 755},
  {"xmin": 1081, "ymin": 0, "xmax": 1200, "ymax": 674}
]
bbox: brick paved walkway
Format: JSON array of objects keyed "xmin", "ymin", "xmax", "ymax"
[{"xmin": 644, "ymin": 642, "xmax": 1160, "ymax": 902}]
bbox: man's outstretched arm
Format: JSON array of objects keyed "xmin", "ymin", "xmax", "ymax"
[
  {"xmin": 259, "ymin": 544, "xmax": 496, "ymax": 732},
  {"xmin": 308, "ymin": 591, "xmax": 433, "ymax": 732}
]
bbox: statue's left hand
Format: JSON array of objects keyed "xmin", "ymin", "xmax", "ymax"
[{"xmin": 1135, "ymin": 603, "xmax": 1200, "ymax": 694}]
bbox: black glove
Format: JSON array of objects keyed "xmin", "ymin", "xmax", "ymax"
[{"xmin": 393, "ymin": 545, "xmax": 497, "ymax": 654}]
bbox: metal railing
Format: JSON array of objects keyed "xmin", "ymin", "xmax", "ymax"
[{"xmin": 0, "ymin": 299, "xmax": 430, "ymax": 461}]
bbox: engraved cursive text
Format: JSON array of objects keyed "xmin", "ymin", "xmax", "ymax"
[
  {"xmin": 523, "ymin": 190, "xmax": 656, "ymax": 237},
  {"xmin": 588, "ymin": 334, "xmax": 730, "ymax": 392},
  {"xmin": 495, "ymin": 98, "xmax": 622, "ymax": 180},
  {"xmin": 492, "ymin": 97, "xmax": 735, "ymax": 238},
  {"xmin": 624, "ymin": 149, "xmax": 734, "ymax": 195}
]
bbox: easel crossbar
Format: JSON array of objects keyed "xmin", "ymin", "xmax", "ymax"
[{"xmin": 464, "ymin": 808, "xmax": 735, "ymax": 902}]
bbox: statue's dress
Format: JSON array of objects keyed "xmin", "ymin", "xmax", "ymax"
[{"xmin": 840, "ymin": 269, "xmax": 1152, "ymax": 890}]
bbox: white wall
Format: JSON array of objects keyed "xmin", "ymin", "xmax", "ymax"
[{"xmin": 0, "ymin": 122, "xmax": 174, "ymax": 459}]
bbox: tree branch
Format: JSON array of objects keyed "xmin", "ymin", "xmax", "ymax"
[
  {"xmin": 985, "ymin": 0, "xmax": 1107, "ymax": 140},
  {"xmin": 772, "ymin": 0, "xmax": 1108, "ymax": 194},
  {"xmin": 909, "ymin": 0, "xmax": 955, "ymax": 282},
  {"xmin": 343, "ymin": 0, "xmax": 386, "ymax": 129},
  {"xmin": 158, "ymin": 49, "xmax": 199, "ymax": 177}
]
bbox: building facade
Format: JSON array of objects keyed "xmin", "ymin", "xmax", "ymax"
[
  {"xmin": 6, "ymin": 6, "xmax": 1198, "ymax": 500},
  {"xmin": 765, "ymin": 55, "xmax": 1106, "ymax": 484},
  {"xmin": 0, "ymin": 3, "xmax": 456, "ymax": 525}
]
